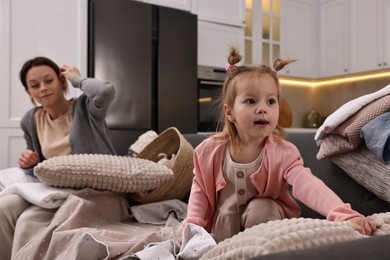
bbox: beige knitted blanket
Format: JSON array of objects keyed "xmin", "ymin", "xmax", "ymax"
[{"xmin": 200, "ymin": 212, "xmax": 390, "ymax": 260}]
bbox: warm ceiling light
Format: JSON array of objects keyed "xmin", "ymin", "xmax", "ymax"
[{"xmin": 280, "ymin": 71, "xmax": 390, "ymax": 88}]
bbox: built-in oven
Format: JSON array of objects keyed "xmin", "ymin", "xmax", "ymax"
[{"xmin": 197, "ymin": 65, "xmax": 227, "ymax": 132}]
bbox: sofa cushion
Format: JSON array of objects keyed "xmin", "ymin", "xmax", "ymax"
[{"xmin": 331, "ymin": 145, "xmax": 390, "ymax": 204}]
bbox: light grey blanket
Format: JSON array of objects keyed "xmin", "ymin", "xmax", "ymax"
[{"xmin": 361, "ymin": 111, "xmax": 390, "ymax": 164}]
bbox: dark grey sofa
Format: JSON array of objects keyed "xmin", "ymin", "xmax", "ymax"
[{"xmin": 184, "ymin": 128, "xmax": 390, "ymax": 259}]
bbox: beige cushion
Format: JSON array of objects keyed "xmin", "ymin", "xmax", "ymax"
[
  {"xmin": 200, "ymin": 212, "xmax": 390, "ymax": 259},
  {"xmin": 200, "ymin": 218, "xmax": 362, "ymax": 259},
  {"xmin": 331, "ymin": 145, "xmax": 390, "ymax": 204},
  {"xmin": 34, "ymin": 154, "xmax": 174, "ymax": 193}
]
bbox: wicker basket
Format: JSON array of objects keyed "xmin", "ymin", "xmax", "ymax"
[{"xmin": 133, "ymin": 127, "xmax": 194, "ymax": 204}]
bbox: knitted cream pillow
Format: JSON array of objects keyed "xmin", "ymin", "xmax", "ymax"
[
  {"xmin": 201, "ymin": 213, "xmax": 390, "ymax": 260},
  {"xmin": 200, "ymin": 218, "xmax": 364, "ymax": 260},
  {"xmin": 34, "ymin": 154, "xmax": 174, "ymax": 193}
]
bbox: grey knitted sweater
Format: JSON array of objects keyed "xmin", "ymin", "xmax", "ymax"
[{"xmin": 20, "ymin": 76, "xmax": 117, "ymax": 172}]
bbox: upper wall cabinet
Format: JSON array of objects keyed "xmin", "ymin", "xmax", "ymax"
[
  {"xmin": 198, "ymin": 20, "xmax": 245, "ymax": 68},
  {"xmin": 193, "ymin": 0, "xmax": 245, "ymax": 26},
  {"xmin": 319, "ymin": 0, "xmax": 390, "ymax": 77},
  {"xmin": 196, "ymin": 0, "xmax": 245, "ymax": 68},
  {"xmin": 349, "ymin": 0, "xmax": 390, "ymax": 74},
  {"xmin": 280, "ymin": 0, "xmax": 315, "ymax": 78},
  {"xmin": 319, "ymin": 0, "xmax": 349, "ymax": 77}
]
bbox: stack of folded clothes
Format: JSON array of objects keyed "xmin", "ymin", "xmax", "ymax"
[{"xmin": 315, "ymin": 83, "xmax": 390, "ymax": 204}]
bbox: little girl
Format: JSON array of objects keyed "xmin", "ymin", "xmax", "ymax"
[{"xmin": 181, "ymin": 47, "xmax": 376, "ymax": 242}]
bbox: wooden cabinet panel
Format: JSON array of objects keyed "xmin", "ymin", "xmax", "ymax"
[
  {"xmin": 349, "ymin": 0, "xmax": 381, "ymax": 73},
  {"xmin": 280, "ymin": 0, "xmax": 315, "ymax": 78},
  {"xmin": 194, "ymin": 0, "xmax": 245, "ymax": 27},
  {"xmin": 319, "ymin": 0, "xmax": 390, "ymax": 77},
  {"xmin": 0, "ymin": 129, "xmax": 24, "ymax": 168},
  {"xmin": 198, "ymin": 21, "xmax": 245, "ymax": 68},
  {"xmin": 319, "ymin": 0, "xmax": 349, "ymax": 77}
]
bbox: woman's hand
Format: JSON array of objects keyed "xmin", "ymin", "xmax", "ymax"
[
  {"xmin": 348, "ymin": 216, "xmax": 377, "ymax": 235},
  {"xmin": 60, "ymin": 65, "xmax": 81, "ymax": 81},
  {"xmin": 18, "ymin": 149, "xmax": 39, "ymax": 169}
]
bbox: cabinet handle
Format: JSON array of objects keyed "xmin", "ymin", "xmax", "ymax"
[
  {"xmin": 344, "ymin": 69, "xmax": 348, "ymax": 72},
  {"xmin": 384, "ymin": 62, "xmax": 388, "ymax": 66},
  {"xmin": 378, "ymin": 63, "xmax": 382, "ymax": 67}
]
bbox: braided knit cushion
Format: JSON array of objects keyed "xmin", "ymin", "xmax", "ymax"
[
  {"xmin": 200, "ymin": 218, "xmax": 364, "ymax": 260},
  {"xmin": 34, "ymin": 154, "xmax": 174, "ymax": 193}
]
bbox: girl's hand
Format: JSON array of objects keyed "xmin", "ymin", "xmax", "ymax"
[
  {"xmin": 348, "ymin": 216, "xmax": 377, "ymax": 235},
  {"xmin": 18, "ymin": 149, "xmax": 39, "ymax": 169},
  {"xmin": 60, "ymin": 65, "xmax": 81, "ymax": 81},
  {"xmin": 174, "ymin": 222, "xmax": 184, "ymax": 245}
]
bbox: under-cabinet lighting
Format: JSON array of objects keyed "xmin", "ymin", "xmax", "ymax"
[
  {"xmin": 280, "ymin": 71, "xmax": 390, "ymax": 88},
  {"xmin": 279, "ymin": 79, "xmax": 315, "ymax": 87},
  {"xmin": 198, "ymin": 97, "xmax": 213, "ymax": 103}
]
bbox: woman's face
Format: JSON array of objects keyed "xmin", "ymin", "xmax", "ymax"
[{"xmin": 25, "ymin": 65, "xmax": 65, "ymax": 107}]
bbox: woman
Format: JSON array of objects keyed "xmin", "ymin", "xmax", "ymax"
[{"xmin": 0, "ymin": 56, "xmax": 116, "ymax": 258}]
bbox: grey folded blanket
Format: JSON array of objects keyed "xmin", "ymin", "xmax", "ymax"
[{"xmin": 361, "ymin": 111, "xmax": 390, "ymax": 164}]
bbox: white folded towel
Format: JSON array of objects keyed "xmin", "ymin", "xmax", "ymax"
[{"xmin": 0, "ymin": 182, "xmax": 76, "ymax": 208}]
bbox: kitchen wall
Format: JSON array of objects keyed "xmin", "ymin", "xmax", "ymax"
[
  {"xmin": 280, "ymin": 84, "xmax": 314, "ymax": 128},
  {"xmin": 282, "ymin": 77, "xmax": 390, "ymax": 128}
]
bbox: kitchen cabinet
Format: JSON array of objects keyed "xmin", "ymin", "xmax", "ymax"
[
  {"xmin": 193, "ymin": 0, "xmax": 245, "ymax": 27},
  {"xmin": 194, "ymin": 0, "xmax": 245, "ymax": 69},
  {"xmin": 143, "ymin": 0, "xmax": 246, "ymax": 69},
  {"xmin": 319, "ymin": 0, "xmax": 349, "ymax": 77},
  {"xmin": 349, "ymin": 0, "xmax": 390, "ymax": 73},
  {"xmin": 198, "ymin": 20, "xmax": 245, "ymax": 68},
  {"xmin": 280, "ymin": 0, "xmax": 315, "ymax": 78},
  {"xmin": 0, "ymin": 0, "xmax": 87, "ymax": 168},
  {"xmin": 319, "ymin": 0, "xmax": 390, "ymax": 77}
]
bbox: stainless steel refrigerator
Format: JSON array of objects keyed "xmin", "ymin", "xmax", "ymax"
[{"xmin": 88, "ymin": 0, "xmax": 198, "ymax": 155}]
